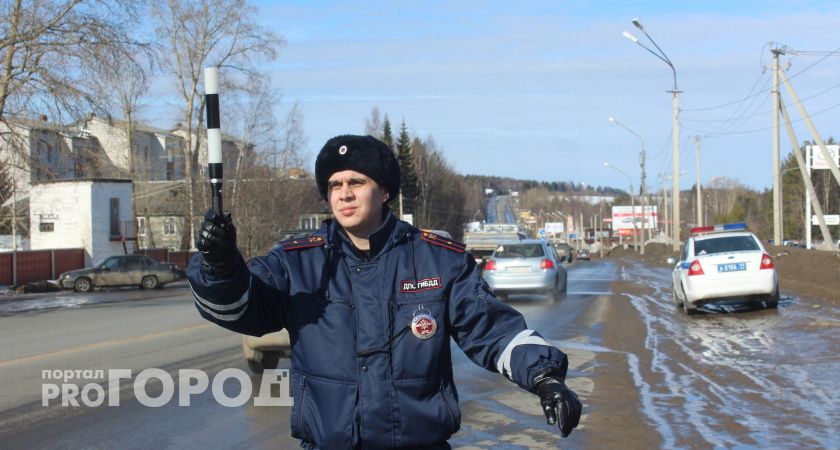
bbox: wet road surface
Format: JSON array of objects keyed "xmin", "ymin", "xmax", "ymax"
[
  {"xmin": 612, "ymin": 259, "xmax": 840, "ymax": 449},
  {"xmin": 0, "ymin": 259, "xmax": 838, "ymax": 449}
]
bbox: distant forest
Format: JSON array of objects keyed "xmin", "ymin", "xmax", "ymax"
[{"xmin": 461, "ymin": 174, "xmax": 625, "ymax": 196}]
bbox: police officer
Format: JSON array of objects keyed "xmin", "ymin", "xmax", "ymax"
[{"xmin": 188, "ymin": 135, "xmax": 581, "ymax": 449}]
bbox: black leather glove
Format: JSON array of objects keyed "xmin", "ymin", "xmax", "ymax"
[
  {"xmin": 196, "ymin": 209, "xmax": 242, "ymax": 278},
  {"xmin": 533, "ymin": 367, "xmax": 581, "ymax": 437}
]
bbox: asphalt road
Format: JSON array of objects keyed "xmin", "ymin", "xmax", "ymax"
[{"xmin": 1, "ymin": 259, "xmax": 838, "ymax": 449}]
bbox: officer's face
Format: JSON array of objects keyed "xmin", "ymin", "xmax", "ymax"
[{"xmin": 327, "ymin": 170, "xmax": 389, "ymax": 236}]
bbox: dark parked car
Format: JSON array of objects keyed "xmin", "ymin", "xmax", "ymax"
[
  {"xmin": 58, "ymin": 255, "xmax": 186, "ymax": 292},
  {"xmin": 553, "ymin": 242, "xmax": 573, "ymax": 263},
  {"xmin": 576, "ymin": 248, "xmax": 591, "ymax": 261}
]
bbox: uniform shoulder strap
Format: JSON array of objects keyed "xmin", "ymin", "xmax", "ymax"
[
  {"xmin": 419, "ymin": 231, "xmax": 466, "ymax": 253},
  {"xmin": 277, "ymin": 235, "xmax": 325, "ymax": 251}
]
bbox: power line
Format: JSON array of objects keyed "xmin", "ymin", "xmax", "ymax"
[
  {"xmin": 682, "ymin": 99, "xmax": 840, "ymax": 136},
  {"xmin": 681, "ymin": 70, "xmax": 769, "ymax": 112},
  {"xmin": 681, "ymin": 43, "xmax": 840, "ymax": 114},
  {"xmin": 682, "ymin": 79, "xmax": 840, "ymax": 123}
]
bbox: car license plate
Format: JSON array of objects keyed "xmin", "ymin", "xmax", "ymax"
[
  {"xmin": 507, "ymin": 266, "xmax": 530, "ymax": 273},
  {"xmin": 717, "ymin": 262, "xmax": 746, "ymax": 273}
]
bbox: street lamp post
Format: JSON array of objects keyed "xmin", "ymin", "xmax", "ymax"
[
  {"xmin": 604, "ymin": 162, "xmax": 636, "ymax": 252},
  {"xmin": 609, "ymin": 116, "xmax": 647, "ymax": 255},
  {"xmin": 624, "ymin": 19, "xmax": 681, "ymax": 251}
]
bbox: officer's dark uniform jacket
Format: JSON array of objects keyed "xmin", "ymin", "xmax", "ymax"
[{"xmin": 187, "ymin": 211, "xmax": 569, "ymax": 450}]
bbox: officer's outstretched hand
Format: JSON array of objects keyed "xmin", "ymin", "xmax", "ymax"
[
  {"xmin": 196, "ymin": 209, "xmax": 241, "ymax": 278},
  {"xmin": 533, "ymin": 367, "xmax": 581, "ymax": 437}
]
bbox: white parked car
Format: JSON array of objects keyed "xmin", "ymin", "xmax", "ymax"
[{"xmin": 670, "ymin": 223, "xmax": 779, "ymax": 315}]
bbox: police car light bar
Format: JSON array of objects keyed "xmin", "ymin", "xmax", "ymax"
[{"xmin": 689, "ymin": 222, "xmax": 748, "ymax": 235}]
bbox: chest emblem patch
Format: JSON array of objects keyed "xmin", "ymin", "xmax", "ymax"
[
  {"xmin": 400, "ymin": 276, "xmax": 442, "ymax": 293},
  {"xmin": 411, "ymin": 306, "xmax": 438, "ymax": 340}
]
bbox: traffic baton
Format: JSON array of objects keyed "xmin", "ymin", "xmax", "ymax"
[{"xmin": 204, "ymin": 67, "xmax": 223, "ymax": 214}]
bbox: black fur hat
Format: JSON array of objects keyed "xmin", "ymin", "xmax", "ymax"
[{"xmin": 315, "ymin": 134, "xmax": 401, "ymax": 201}]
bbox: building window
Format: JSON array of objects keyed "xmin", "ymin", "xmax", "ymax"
[
  {"xmin": 39, "ymin": 222, "xmax": 54, "ymax": 232},
  {"xmin": 299, "ymin": 216, "xmax": 318, "ymax": 230},
  {"xmin": 166, "ymin": 161, "xmax": 174, "ymax": 180},
  {"xmin": 110, "ymin": 198, "xmax": 120, "ymax": 237},
  {"xmin": 163, "ymin": 217, "xmax": 176, "ymax": 235},
  {"xmin": 137, "ymin": 217, "xmax": 146, "ymax": 237}
]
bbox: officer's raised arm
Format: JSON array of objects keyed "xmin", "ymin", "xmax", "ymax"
[
  {"xmin": 447, "ymin": 253, "xmax": 582, "ymax": 437},
  {"xmin": 187, "ymin": 208, "xmax": 288, "ymax": 337}
]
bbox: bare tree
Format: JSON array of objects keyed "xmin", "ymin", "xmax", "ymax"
[
  {"xmin": 412, "ymin": 136, "xmax": 467, "ymax": 238},
  {"xmin": 0, "ymin": 0, "xmax": 142, "ymax": 123},
  {"xmin": 364, "ymin": 106, "xmax": 382, "ymax": 138},
  {"xmin": 151, "ymin": 0, "xmax": 283, "ymax": 249},
  {"xmin": 276, "ymin": 101, "xmax": 307, "ymax": 170}
]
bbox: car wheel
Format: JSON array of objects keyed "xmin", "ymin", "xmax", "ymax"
[
  {"xmin": 74, "ymin": 277, "xmax": 92, "ymax": 293},
  {"xmin": 767, "ymin": 288, "xmax": 780, "ymax": 309},
  {"xmin": 681, "ymin": 286, "xmax": 697, "ymax": 316},
  {"xmin": 247, "ymin": 351, "xmax": 281, "ymax": 374},
  {"xmin": 551, "ymin": 283, "xmax": 565, "ymax": 302},
  {"xmin": 141, "ymin": 275, "xmax": 159, "ymax": 290},
  {"xmin": 672, "ymin": 286, "xmax": 683, "ymax": 307},
  {"xmin": 247, "ymin": 359, "xmax": 264, "ymax": 374}
]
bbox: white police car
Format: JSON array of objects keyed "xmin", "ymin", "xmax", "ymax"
[{"xmin": 671, "ymin": 223, "xmax": 779, "ymax": 315}]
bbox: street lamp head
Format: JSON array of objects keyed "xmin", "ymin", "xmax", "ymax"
[
  {"xmin": 608, "ymin": 117, "xmax": 616, "ymax": 123},
  {"xmin": 603, "ymin": 162, "xmax": 610, "ymax": 167},
  {"xmin": 631, "ymin": 18, "xmax": 643, "ymax": 30},
  {"xmin": 622, "ymin": 31, "xmax": 639, "ymax": 43}
]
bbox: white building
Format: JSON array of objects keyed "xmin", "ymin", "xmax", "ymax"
[{"xmin": 29, "ymin": 179, "xmax": 133, "ymax": 266}]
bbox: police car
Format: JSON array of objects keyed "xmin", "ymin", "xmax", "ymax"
[{"xmin": 671, "ymin": 223, "xmax": 779, "ymax": 315}]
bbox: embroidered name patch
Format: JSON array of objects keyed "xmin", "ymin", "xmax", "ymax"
[{"xmin": 400, "ymin": 277, "xmax": 442, "ymax": 293}]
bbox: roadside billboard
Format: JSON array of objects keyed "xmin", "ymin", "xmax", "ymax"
[
  {"xmin": 611, "ymin": 205, "xmax": 658, "ymax": 230},
  {"xmin": 809, "ymin": 145, "xmax": 840, "ymax": 170},
  {"xmin": 545, "ymin": 222, "xmax": 565, "ymax": 234}
]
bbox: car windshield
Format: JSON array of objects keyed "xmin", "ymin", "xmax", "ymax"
[
  {"xmin": 494, "ymin": 244, "xmax": 545, "ymax": 259},
  {"xmin": 694, "ymin": 235, "xmax": 759, "ymax": 255}
]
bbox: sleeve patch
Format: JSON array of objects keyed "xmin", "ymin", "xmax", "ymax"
[
  {"xmin": 420, "ymin": 231, "xmax": 466, "ymax": 253},
  {"xmin": 278, "ymin": 235, "xmax": 325, "ymax": 251}
]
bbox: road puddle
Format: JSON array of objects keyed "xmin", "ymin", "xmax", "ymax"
[{"xmin": 617, "ymin": 260, "xmax": 840, "ymax": 448}]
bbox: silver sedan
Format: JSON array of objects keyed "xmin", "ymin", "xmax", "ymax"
[{"xmin": 482, "ymin": 239, "xmax": 567, "ymax": 301}]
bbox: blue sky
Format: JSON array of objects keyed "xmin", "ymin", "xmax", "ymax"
[{"xmin": 240, "ymin": 0, "xmax": 840, "ymax": 193}]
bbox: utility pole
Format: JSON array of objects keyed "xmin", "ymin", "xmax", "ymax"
[
  {"xmin": 623, "ymin": 19, "xmax": 681, "ymax": 250},
  {"xmin": 805, "ymin": 147, "xmax": 812, "ymax": 248},
  {"xmin": 772, "ymin": 47, "xmax": 782, "ymax": 246},
  {"xmin": 779, "ymin": 101, "xmax": 834, "ymax": 250},
  {"xmin": 661, "ymin": 176, "xmax": 670, "ymax": 242},
  {"xmin": 640, "ymin": 148, "xmax": 647, "ymax": 255},
  {"xmin": 672, "ymin": 89, "xmax": 681, "ymax": 251},
  {"xmin": 694, "ymin": 136, "xmax": 703, "ymax": 227}
]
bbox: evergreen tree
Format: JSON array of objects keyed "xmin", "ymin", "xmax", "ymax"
[
  {"xmin": 382, "ymin": 115, "xmax": 394, "ymax": 150},
  {"xmin": 396, "ymin": 119, "xmax": 418, "ymax": 214}
]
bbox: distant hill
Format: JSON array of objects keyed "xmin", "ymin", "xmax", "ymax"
[{"xmin": 461, "ymin": 174, "xmax": 626, "ymax": 196}]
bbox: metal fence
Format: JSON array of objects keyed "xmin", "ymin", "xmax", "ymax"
[
  {"xmin": 0, "ymin": 248, "xmax": 195, "ymax": 287},
  {"xmin": 0, "ymin": 249, "xmax": 86, "ymax": 286},
  {"xmin": 133, "ymin": 249, "xmax": 195, "ymax": 271}
]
